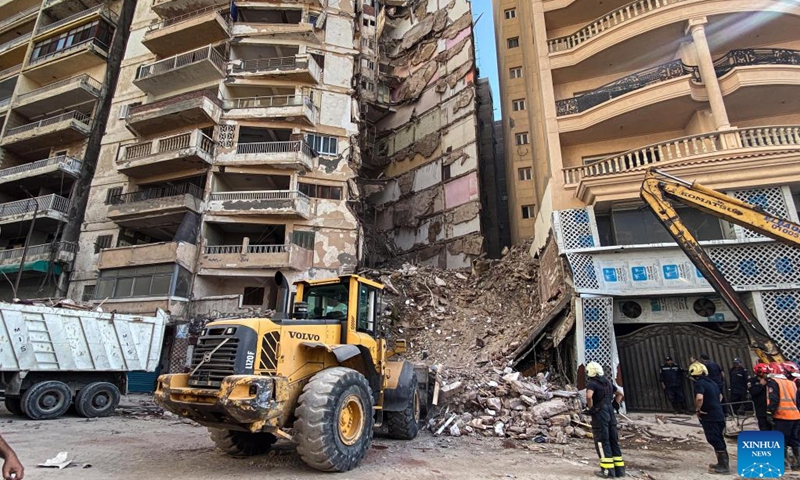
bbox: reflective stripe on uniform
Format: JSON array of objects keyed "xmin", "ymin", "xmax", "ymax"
[
  {"xmin": 774, "ymin": 378, "xmax": 800, "ymax": 420},
  {"xmin": 600, "ymin": 458, "xmax": 614, "ymax": 468},
  {"xmin": 613, "ymin": 456, "xmax": 625, "ymax": 467}
]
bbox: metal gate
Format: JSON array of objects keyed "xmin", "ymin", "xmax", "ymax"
[{"xmin": 616, "ymin": 323, "xmax": 752, "ymax": 412}]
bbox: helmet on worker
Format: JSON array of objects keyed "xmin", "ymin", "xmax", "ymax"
[
  {"xmin": 783, "ymin": 362, "xmax": 800, "ymax": 376},
  {"xmin": 586, "ymin": 362, "xmax": 604, "ymax": 378},
  {"xmin": 769, "ymin": 362, "xmax": 785, "ymax": 375},
  {"xmin": 754, "ymin": 363, "xmax": 771, "ymax": 376},
  {"xmin": 688, "ymin": 362, "xmax": 708, "ymax": 377}
]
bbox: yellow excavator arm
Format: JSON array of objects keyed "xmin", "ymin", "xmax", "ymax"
[{"xmin": 640, "ymin": 168, "xmax": 789, "ymax": 363}]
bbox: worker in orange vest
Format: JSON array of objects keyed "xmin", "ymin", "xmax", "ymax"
[{"xmin": 767, "ymin": 362, "xmax": 800, "ymax": 471}]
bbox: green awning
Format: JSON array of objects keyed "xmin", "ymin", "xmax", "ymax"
[{"xmin": 0, "ymin": 260, "xmax": 62, "ymax": 275}]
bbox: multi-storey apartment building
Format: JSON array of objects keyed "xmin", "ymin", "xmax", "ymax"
[
  {"xmin": 494, "ymin": 0, "xmax": 800, "ymax": 410},
  {"xmin": 0, "ymin": 0, "xmax": 128, "ymax": 301}
]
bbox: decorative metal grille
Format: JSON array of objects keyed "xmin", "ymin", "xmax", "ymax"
[
  {"xmin": 168, "ymin": 338, "xmax": 190, "ymax": 373},
  {"xmin": 553, "ymin": 208, "xmax": 598, "ymax": 251},
  {"xmin": 259, "ymin": 331, "xmax": 280, "ymax": 373},
  {"xmin": 729, "ymin": 187, "xmax": 791, "ymax": 239},
  {"xmin": 567, "ymin": 253, "xmax": 600, "ymax": 290},
  {"xmin": 580, "ymin": 297, "xmax": 614, "ymax": 377},
  {"xmin": 706, "ymin": 242, "xmax": 800, "ymax": 288},
  {"xmin": 759, "ymin": 290, "xmax": 800, "ymax": 363},
  {"xmin": 711, "ymin": 49, "xmax": 800, "ymax": 79},
  {"xmin": 216, "ymin": 124, "xmax": 235, "ymax": 148}
]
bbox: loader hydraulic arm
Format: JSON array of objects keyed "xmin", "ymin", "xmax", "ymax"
[{"xmin": 640, "ymin": 168, "xmax": 786, "ymax": 363}]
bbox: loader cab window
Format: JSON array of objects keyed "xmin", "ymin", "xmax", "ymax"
[
  {"xmin": 357, "ymin": 284, "xmax": 379, "ymax": 335},
  {"xmin": 304, "ymin": 284, "xmax": 349, "ymax": 319}
]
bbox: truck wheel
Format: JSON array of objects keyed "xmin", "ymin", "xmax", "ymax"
[
  {"xmin": 75, "ymin": 382, "xmax": 121, "ymax": 418},
  {"xmin": 386, "ymin": 374, "xmax": 420, "ymax": 440},
  {"xmin": 294, "ymin": 367, "xmax": 374, "ymax": 472},
  {"xmin": 21, "ymin": 381, "xmax": 72, "ymax": 420},
  {"xmin": 3, "ymin": 397, "xmax": 22, "ymax": 416},
  {"xmin": 209, "ymin": 428, "xmax": 277, "ymax": 456}
]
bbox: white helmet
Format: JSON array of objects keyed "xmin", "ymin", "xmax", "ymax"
[{"xmin": 587, "ymin": 362, "xmax": 604, "ymax": 378}]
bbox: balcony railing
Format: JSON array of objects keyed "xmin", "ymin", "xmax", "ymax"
[
  {"xmin": 109, "ymin": 183, "xmax": 203, "ymax": 205},
  {"xmin": 547, "ymin": 0, "xmax": 688, "ymax": 53},
  {"xmin": 137, "ymin": 45, "xmax": 225, "ymax": 80},
  {"xmin": 0, "ymin": 64, "xmax": 21, "ymax": 79},
  {"xmin": 123, "ymin": 130, "xmax": 215, "ymax": 160},
  {"xmin": 0, "ymin": 32, "xmax": 31, "ymax": 53},
  {"xmin": 710, "ymin": 48, "xmax": 800, "ymax": 78},
  {"xmin": 36, "ymin": 5, "xmax": 118, "ymax": 36},
  {"xmin": 148, "ymin": 3, "xmax": 229, "ymax": 31},
  {"xmin": 0, "ymin": 155, "xmax": 82, "ymax": 178},
  {"xmin": 0, "ymin": 6, "xmax": 38, "ymax": 32},
  {"xmin": 15, "ymin": 74, "xmax": 102, "ymax": 103},
  {"xmin": 209, "ymin": 190, "xmax": 309, "ymax": 202},
  {"xmin": 556, "ymin": 60, "xmax": 697, "ymax": 116},
  {"xmin": 0, "ymin": 97, "xmax": 9, "ymax": 109},
  {"xmin": 235, "ymin": 140, "xmax": 313, "ymax": 157},
  {"xmin": 562, "ymin": 126, "xmax": 800, "ymax": 184},
  {"xmin": 204, "ymin": 244, "xmax": 290, "ymax": 255},
  {"xmin": 5, "ymin": 111, "xmax": 91, "ymax": 137},
  {"xmin": 28, "ymin": 37, "xmax": 109, "ymax": 65},
  {"xmin": 0, "ymin": 241, "xmax": 77, "ymax": 263},
  {"xmin": 222, "ymin": 94, "xmax": 314, "ymax": 110},
  {"xmin": 0, "ymin": 194, "xmax": 70, "ymax": 217},
  {"xmin": 230, "ymin": 55, "xmax": 311, "ymax": 73}
]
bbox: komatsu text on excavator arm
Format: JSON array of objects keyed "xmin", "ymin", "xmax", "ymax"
[{"xmin": 640, "ymin": 168, "xmax": 791, "ymax": 363}]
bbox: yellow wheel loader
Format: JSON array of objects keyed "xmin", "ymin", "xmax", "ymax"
[{"xmin": 154, "ymin": 273, "xmax": 427, "ymax": 472}]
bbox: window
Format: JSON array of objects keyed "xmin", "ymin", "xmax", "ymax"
[
  {"xmin": 515, "ymin": 132, "xmax": 530, "ymax": 145},
  {"xmin": 81, "ymin": 285, "xmax": 95, "ymax": 302},
  {"xmin": 305, "ymin": 133, "xmax": 338, "ymax": 155},
  {"xmin": 299, "ymin": 182, "xmax": 343, "ymax": 200},
  {"xmin": 105, "ymin": 187, "xmax": 122, "ymax": 204},
  {"xmin": 292, "ymin": 230, "xmax": 315, "ymax": 250},
  {"xmin": 509, "ymin": 67, "xmax": 522, "ymax": 79},
  {"xmin": 357, "ymin": 283, "xmax": 379, "ymax": 334},
  {"xmin": 94, "ymin": 235, "xmax": 113, "ymax": 254},
  {"xmin": 505, "ymin": 8, "xmax": 516, "ymax": 19},
  {"xmin": 304, "ymin": 283, "xmax": 349, "ymax": 319},
  {"xmin": 521, "ymin": 205, "xmax": 535, "ymax": 219},
  {"xmin": 30, "ymin": 20, "xmax": 114, "ymax": 63},
  {"xmin": 309, "ymin": 14, "xmax": 320, "ymax": 25},
  {"xmin": 242, "ymin": 287, "xmax": 265, "ymax": 306},
  {"xmin": 362, "ymin": 17, "xmax": 375, "ymax": 27},
  {"xmin": 442, "ymin": 164, "xmax": 452, "ymax": 181},
  {"xmin": 507, "ymin": 37, "xmax": 520, "ymax": 49},
  {"xmin": 94, "ymin": 264, "xmax": 177, "ymax": 300},
  {"xmin": 518, "ymin": 167, "xmax": 532, "ymax": 181},
  {"xmin": 118, "ymin": 102, "xmax": 140, "ymax": 119},
  {"xmin": 360, "ymin": 79, "xmax": 375, "ymax": 92},
  {"xmin": 512, "ymin": 99, "xmax": 526, "ymax": 111},
  {"xmin": 362, "ymin": 59, "xmax": 375, "ymax": 70},
  {"xmin": 596, "ymin": 209, "xmax": 724, "ymax": 246}
]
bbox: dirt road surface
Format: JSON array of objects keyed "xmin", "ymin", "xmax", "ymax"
[{"xmin": 1, "ymin": 396, "xmax": 796, "ymax": 480}]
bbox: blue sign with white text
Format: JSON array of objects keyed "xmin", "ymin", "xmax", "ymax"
[{"xmin": 738, "ymin": 431, "xmax": 785, "ymax": 478}]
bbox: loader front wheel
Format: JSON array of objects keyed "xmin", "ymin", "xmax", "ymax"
[
  {"xmin": 21, "ymin": 381, "xmax": 72, "ymax": 420},
  {"xmin": 386, "ymin": 374, "xmax": 420, "ymax": 440},
  {"xmin": 294, "ymin": 367, "xmax": 374, "ymax": 472},
  {"xmin": 75, "ymin": 382, "xmax": 121, "ymax": 418},
  {"xmin": 3, "ymin": 396, "xmax": 22, "ymax": 416},
  {"xmin": 209, "ymin": 429, "xmax": 277, "ymax": 456}
]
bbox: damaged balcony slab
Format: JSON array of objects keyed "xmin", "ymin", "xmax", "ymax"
[
  {"xmin": 35, "ymin": 4, "xmax": 119, "ymax": 39},
  {"xmin": 23, "ymin": 37, "xmax": 110, "ymax": 84},
  {"xmin": 0, "ymin": 242, "xmax": 76, "ymax": 271},
  {"xmin": 231, "ymin": 22, "xmax": 320, "ymax": 45},
  {"xmin": 117, "ymin": 129, "xmax": 215, "ymax": 178},
  {"xmin": 151, "ymin": 0, "xmax": 233, "ymax": 18},
  {"xmin": 106, "ymin": 185, "xmax": 203, "ymax": 232},
  {"xmin": 142, "ymin": 5, "xmax": 230, "ymax": 57},
  {"xmin": 126, "ymin": 90, "xmax": 222, "ymax": 137},
  {"xmin": 215, "ymin": 140, "xmax": 314, "ymax": 170},
  {"xmin": 222, "ymin": 94, "xmax": 317, "ymax": 125},
  {"xmin": 0, "ymin": 155, "xmax": 81, "ymax": 188},
  {"xmin": 13, "ymin": 74, "xmax": 102, "ymax": 118},
  {"xmin": 1, "ymin": 111, "xmax": 91, "ymax": 152},
  {"xmin": 98, "ymin": 241, "xmax": 197, "ymax": 272},
  {"xmin": 207, "ymin": 190, "xmax": 311, "ymax": 219},
  {"xmin": 228, "ymin": 54, "xmax": 321, "ymax": 84},
  {"xmin": 198, "ymin": 243, "xmax": 312, "ymax": 275},
  {"xmin": 0, "ymin": 194, "xmax": 70, "ymax": 228},
  {"xmin": 134, "ymin": 46, "xmax": 225, "ymax": 96},
  {"xmin": 42, "ymin": 0, "xmax": 106, "ymax": 18}
]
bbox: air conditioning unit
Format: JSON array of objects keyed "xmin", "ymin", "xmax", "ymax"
[{"xmin": 613, "ymin": 296, "xmax": 734, "ymax": 324}]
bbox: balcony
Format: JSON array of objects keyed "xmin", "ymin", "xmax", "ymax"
[
  {"xmin": 151, "ymin": 0, "xmax": 228, "ymax": 17},
  {"xmin": 0, "ymin": 32, "xmax": 30, "ymax": 59},
  {"xmin": 198, "ymin": 243, "xmax": 312, "ymax": 275},
  {"xmin": 0, "ymin": 6, "xmax": 38, "ymax": 35},
  {"xmin": 0, "ymin": 194, "xmax": 70, "ymax": 227},
  {"xmin": 207, "ymin": 190, "xmax": 311, "ymax": 219},
  {"xmin": 562, "ymin": 126, "xmax": 800, "ymax": 204},
  {"xmin": 118, "ymin": 130, "xmax": 215, "ymax": 178},
  {"xmin": 143, "ymin": 4, "xmax": 229, "ymax": 57},
  {"xmin": 35, "ymin": 5, "xmax": 118, "ymax": 39},
  {"xmin": 0, "ymin": 242, "xmax": 76, "ymax": 274},
  {"xmin": 228, "ymin": 54, "xmax": 321, "ymax": 84},
  {"xmin": 98, "ymin": 241, "xmax": 197, "ymax": 272},
  {"xmin": 14, "ymin": 74, "xmax": 102, "ymax": 118},
  {"xmin": 126, "ymin": 89, "xmax": 222, "ymax": 137},
  {"xmin": 222, "ymin": 94, "xmax": 317, "ymax": 125},
  {"xmin": 134, "ymin": 46, "xmax": 225, "ymax": 96},
  {"xmin": 231, "ymin": 21, "xmax": 319, "ymax": 44},
  {"xmin": 24, "ymin": 37, "xmax": 110, "ymax": 84},
  {"xmin": 0, "ymin": 97, "xmax": 9, "ymax": 115},
  {"xmin": 0, "ymin": 155, "xmax": 81, "ymax": 188},
  {"xmin": 106, "ymin": 184, "xmax": 204, "ymax": 233},
  {"xmin": 215, "ymin": 140, "xmax": 314, "ymax": 169},
  {"xmin": 0, "ymin": 64, "xmax": 21, "ymax": 81},
  {"xmin": 2, "ymin": 111, "xmax": 91, "ymax": 152}
]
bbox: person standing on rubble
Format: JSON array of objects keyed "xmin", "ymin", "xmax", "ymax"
[
  {"xmin": 749, "ymin": 363, "xmax": 774, "ymax": 431},
  {"xmin": 585, "ymin": 362, "xmax": 625, "ymax": 478},
  {"xmin": 766, "ymin": 363, "xmax": 800, "ymax": 471},
  {"xmin": 690, "ymin": 362, "xmax": 729, "ymax": 474},
  {"xmin": 0, "ymin": 433, "xmax": 24, "ymax": 479},
  {"xmin": 659, "ymin": 356, "xmax": 687, "ymax": 414}
]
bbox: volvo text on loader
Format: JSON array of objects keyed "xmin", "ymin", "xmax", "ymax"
[
  {"xmin": 640, "ymin": 168, "xmax": 795, "ymax": 363},
  {"xmin": 154, "ymin": 273, "xmax": 425, "ymax": 472}
]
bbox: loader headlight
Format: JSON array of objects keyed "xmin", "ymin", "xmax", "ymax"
[
  {"xmin": 225, "ymin": 327, "xmax": 237, "ymax": 335},
  {"xmin": 201, "ymin": 328, "xmax": 208, "ymax": 336}
]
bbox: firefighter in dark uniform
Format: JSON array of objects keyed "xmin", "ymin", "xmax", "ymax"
[
  {"xmin": 729, "ymin": 358, "xmax": 748, "ymax": 413},
  {"xmin": 585, "ymin": 361, "xmax": 625, "ymax": 478},
  {"xmin": 690, "ymin": 362, "xmax": 729, "ymax": 474},
  {"xmin": 749, "ymin": 363, "xmax": 773, "ymax": 430},
  {"xmin": 767, "ymin": 363, "xmax": 800, "ymax": 471},
  {"xmin": 700, "ymin": 353, "xmax": 726, "ymax": 404},
  {"xmin": 659, "ymin": 356, "xmax": 686, "ymax": 413}
]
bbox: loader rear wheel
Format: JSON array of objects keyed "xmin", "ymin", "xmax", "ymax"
[
  {"xmin": 209, "ymin": 428, "xmax": 277, "ymax": 456},
  {"xmin": 386, "ymin": 374, "xmax": 420, "ymax": 440},
  {"xmin": 21, "ymin": 381, "xmax": 72, "ymax": 420},
  {"xmin": 294, "ymin": 367, "xmax": 374, "ymax": 472},
  {"xmin": 75, "ymin": 382, "xmax": 121, "ymax": 418},
  {"xmin": 3, "ymin": 396, "xmax": 22, "ymax": 416}
]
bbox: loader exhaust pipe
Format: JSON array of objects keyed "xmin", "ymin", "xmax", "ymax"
[{"xmin": 274, "ymin": 271, "xmax": 291, "ymax": 319}]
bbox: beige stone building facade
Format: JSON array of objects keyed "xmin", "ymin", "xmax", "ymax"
[{"xmin": 493, "ymin": 0, "xmax": 800, "ymax": 410}]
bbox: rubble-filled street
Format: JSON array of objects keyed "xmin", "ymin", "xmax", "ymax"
[{"xmin": 0, "ymin": 395, "xmax": 770, "ymax": 480}]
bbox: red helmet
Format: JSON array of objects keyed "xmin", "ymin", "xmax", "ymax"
[
  {"xmin": 769, "ymin": 362, "xmax": 785, "ymax": 375},
  {"xmin": 754, "ymin": 363, "xmax": 771, "ymax": 375},
  {"xmin": 783, "ymin": 362, "xmax": 800, "ymax": 374}
]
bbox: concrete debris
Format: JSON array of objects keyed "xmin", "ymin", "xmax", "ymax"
[{"xmin": 38, "ymin": 452, "xmax": 74, "ymax": 469}]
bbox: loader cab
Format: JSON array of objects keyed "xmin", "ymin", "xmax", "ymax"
[{"xmin": 293, "ymin": 275, "xmax": 383, "ymax": 338}]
